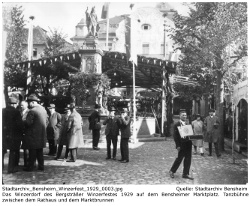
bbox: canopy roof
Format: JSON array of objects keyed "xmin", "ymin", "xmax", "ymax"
[{"xmin": 15, "ymin": 50, "xmax": 177, "ymax": 88}]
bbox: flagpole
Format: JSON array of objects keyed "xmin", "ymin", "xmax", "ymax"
[
  {"xmin": 26, "ymin": 16, "xmax": 34, "ymax": 96},
  {"xmin": 105, "ymin": 5, "xmax": 110, "ymax": 50},
  {"xmin": 132, "ymin": 61, "xmax": 137, "ymax": 143}
]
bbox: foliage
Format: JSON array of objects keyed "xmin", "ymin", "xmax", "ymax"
[
  {"xmin": 69, "ymin": 73, "xmax": 110, "ymax": 102},
  {"xmin": 173, "ymin": 83, "xmax": 203, "ymax": 101},
  {"xmin": 42, "ymin": 27, "xmax": 79, "ymax": 58},
  {"xmin": 30, "ymin": 28, "xmax": 79, "ymax": 96},
  {"xmin": 3, "ymin": 5, "xmax": 27, "ymax": 87},
  {"xmin": 169, "ymin": 2, "xmax": 247, "ymax": 149}
]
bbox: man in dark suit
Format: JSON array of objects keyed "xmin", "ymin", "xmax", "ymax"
[
  {"xmin": 88, "ymin": 104, "xmax": 101, "ymax": 150},
  {"xmin": 23, "ymin": 94, "xmax": 48, "ymax": 172},
  {"xmin": 2, "ymin": 97, "xmax": 23, "ymax": 173},
  {"xmin": 103, "ymin": 107, "xmax": 119, "ymax": 160},
  {"xmin": 169, "ymin": 110, "xmax": 194, "ymax": 180},
  {"xmin": 117, "ymin": 108, "xmax": 131, "ymax": 163},
  {"xmin": 47, "ymin": 104, "xmax": 61, "ymax": 156}
]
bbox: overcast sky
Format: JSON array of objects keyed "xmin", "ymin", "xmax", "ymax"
[{"xmin": 2, "ymin": 1, "xmax": 191, "ymax": 43}]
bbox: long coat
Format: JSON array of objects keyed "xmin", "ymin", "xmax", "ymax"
[
  {"xmin": 24, "ymin": 104, "xmax": 48, "ymax": 149},
  {"xmin": 191, "ymin": 120, "xmax": 204, "ymax": 147},
  {"xmin": 47, "ymin": 112, "xmax": 62, "ymax": 141},
  {"xmin": 103, "ymin": 117, "xmax": 119, "ymax": 138},
  {"xmin": 2, "ymin": 106, "xmax": 23, "ymax": 150},
  {"xmin": 58, "ymin": 113, "xmax": 70, "ymax": 146},
  {"xmin": 67, "ymin": 110, "xmax": 84, "ymax": 149},
  {"xmin": 88, "ymin": 110, "xmax": 100, "ymax": 130},
  {"xmin": 204, "ymin": 115, "xmax": 220, "ymax": 143},
  {"xmin": 118, "ymin": 116, "xmax": 131, "ymax": 139}
]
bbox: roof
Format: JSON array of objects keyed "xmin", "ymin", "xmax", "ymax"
[
  {"xmin": 15, "ymin": 49, "xmax": 177, "ymax": 89},
  {"xmin": 99, "ymin": 15, "xmax": 129, "ymax": 25},
  {"xmin": 22, "ymin": 26, "xmax": 48, "ymax": 45}
]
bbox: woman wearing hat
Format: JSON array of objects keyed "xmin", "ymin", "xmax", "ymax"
[
  {"xmin": 204, "ymin": 109, "xmax": 221, "ymax": 157},
  {"xmin": 191, "ymin": 114, "xmax": 204, "ymax": 156}
]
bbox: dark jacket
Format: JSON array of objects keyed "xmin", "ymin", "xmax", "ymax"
[
  {"xmin": 67, "ymin": 110, "xmax": 84, "ymax": 149},
  {"xmin": 58, "ymin": 113, "xmax": 70, "ymax": 146},
  {"xmin": 24, "ymin": 104, "xmax": 48, "ymax": 149},
  {"xmin": 103, "ymin": 117, "xmax": 119, "ymax": 138},
  {"xmin": 47, "ymin": 112, "xmax": 62, "ymax": 141},
  {"xmin": 2, "ymin": 106, "xmax": 23, "ymax": 150},
  {"xmin": 173, "ymin": 121, "xmax": 192, "ymax": 149},
  {"xmin": 118, "ymin": 116, "xmax": 131, "ymax": 139},
  {"xmin": 88, "ymin": 110, "xmax": 101, "ymax": 130}
]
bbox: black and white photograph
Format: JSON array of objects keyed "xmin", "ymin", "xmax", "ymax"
[{"xmin": 1, "ymin": 0, "xmax": 248, "ymax": 204}]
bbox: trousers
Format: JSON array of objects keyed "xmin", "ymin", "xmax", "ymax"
[
  {"xmin": 120, "ymin": 138, "xmax": 129, "ymax": 161},
  {"xmin": 106, "ymin": 135, "xmax": 118, "ymax": 158},
  {"xmin": 92, "ymin": 129, "xmax": 100, "ymax": 148},
  {"xmin": 56, "ymin": 145, "xmax": 69, "ymax": 159},
  {"xmin": 209, "ymin": 142, "xmax": 220, "ymax": 156},
  {"xmin": 48, "ymin": 139, "xmax": 57, "ymax": 155},
  {"xmin": 170, "ymin": 140, "xmax": 192, "ymax": 176},
  {"xmin": 28, "ymin": 148, "xmax": 44, "ymax": 170}
]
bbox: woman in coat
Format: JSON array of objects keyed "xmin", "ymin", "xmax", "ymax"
[
  {"xmin": 191, "ymin": 114, "xmax": 204, "ymax": 156},
  {"xmin": 66, "ymin": 103, "xmax": 84, "ymax": 162}
]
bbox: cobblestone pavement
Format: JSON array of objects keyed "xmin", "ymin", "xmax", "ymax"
[{"xmin": 2, "ymin": 138, "xmax": 248, "ymax": 185}]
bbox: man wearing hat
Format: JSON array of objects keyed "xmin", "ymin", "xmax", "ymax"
[
  {"xmin": 117, "ymin": 108, "xmax": 131, "ymax": 163},
  {"xmin": 2, "ymin": 97, "xmax": 23, "ymax": 173},
  {"xmin": 204, "ymin": 109, "xmax": 221, "ymax": 157},
  {"xmin": 47, "ymin": 104, "xmax": 61, "ymax": 156},
  {"xmin": 88, "ymin": 104, "xmax": 101, "ymax": 150},
  {"xmin": 55, "ymin": 105, "xmax": 71, "ymax": 160},
  {"xmin": 169, "ymin": 110, "xmax": 194, "ymax": 180},
  {"xmin": 66, "ymin": 103, "xmax": 84, "ymax": 162},
  {"xmin": 103, "ymin": 107, "xmax": 119, "ymax": 160},
  {"xmin": 24, "ymin": 94, "xmax": 48, "ymax": 171}
]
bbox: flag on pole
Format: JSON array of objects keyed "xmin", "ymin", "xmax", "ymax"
[
  {"xmin": 101, "ymin": 2, "xmax": 110, "ymax": 19},
  {"xmin": 27, "ymin": 19, "xmax": 34, "ymax": 61},
  {"xmin": 125, "ymin": 7, "xmax": 138, "ymax": 65}
]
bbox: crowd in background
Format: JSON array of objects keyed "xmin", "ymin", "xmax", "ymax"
[{"xmin": 2, "ymin": 94, "xmax": 132, "ymax": 174}]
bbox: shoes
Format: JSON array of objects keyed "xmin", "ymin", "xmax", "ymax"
[
  {"xmin": 23, "ymin": 167, "xmax": 34, "ymax": 172},
  {"xmin": 201, "ymin": 153, "xmax": 204, "ymax": 156},
  {"xmin": 169, "ymin": 171, "xmax": 174, "ymax": 178},
  {"xmin": 106, "ymin": 157, "xmax": 111, "ymax": 160},
  {"xmin": 217, "ymin": 154, "xmax": 221, "ymax": 158},
  {"xmin": 66, "ymin": 159, "xmax": 75, "ymax": 162},
  {"xmin": 118, "ymin": 159, "xmax": 124, "ymax": 162},
  {"xmin": 112, "ymin": 157, "xmax": 116, "ymax": 160},
  {"xmin": 54, "ymin": 157, "xmax": 59, "ymax": 160},
  {"xmin": 120, "ymin": 160, "xmax": 129, "ymax": 163},
  {"xmin": 37, "ymin": 167, "xmax": 44, "ymax": 171},
  {"xmin": 182, "ymin": 175, "xmax": 194, "ymax": 180},
  {"xmin": 93, "ymin": 147, "xmax": 100, "ymax": 150}
]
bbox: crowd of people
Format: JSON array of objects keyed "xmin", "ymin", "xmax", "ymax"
[
  {"xmin": 2, "ymin": 94, "xmax": 132, "ymax": 174},
  {"xmin": 3, "ymin": 93, "xmax": 222, "ymax": 178},
  {"xmin": 169, "ymin": 109, "xmax": 221, "ymax": 180}
]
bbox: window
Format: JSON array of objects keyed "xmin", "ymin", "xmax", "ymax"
[
  {"xmin": 161, "ymin": 43, "xmax": 168, "ymax": 55},
  {"xmin": 142, "ymin": 43, "xmax": 149, "ymax": 55},
  {"xmin": 141, "ymin": 24, "xmax": 151, "ymax": 30},
  {"xmin": 33, "ymin": 48, "xmax": 37, "ymax": 58}
]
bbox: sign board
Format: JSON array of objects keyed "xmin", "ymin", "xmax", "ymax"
[{"xmin": 177, "ymin": 125, "xmax": 194, "ymax": 138}]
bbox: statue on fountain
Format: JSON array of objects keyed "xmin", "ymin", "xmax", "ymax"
[{"xmin": 85, "ymin": 6, "xmax": 99, "ymax": 38}]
